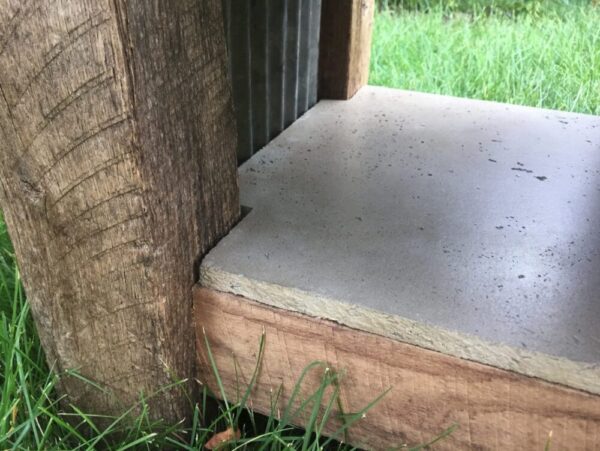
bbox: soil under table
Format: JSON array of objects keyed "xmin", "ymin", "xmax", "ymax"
[{"xmin": 201, "ymin": 86, "xmax": 600, "ymax": 394}]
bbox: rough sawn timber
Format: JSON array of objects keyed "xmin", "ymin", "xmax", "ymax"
[
  {"xmin": 318, "ymin": 0, "xmax": 375, "ymax": 99},
  {"xmin": 195, "ymin": 287, "xmax": 600, "ymax": 450},
  {"xmin": 0, "ymin": 1, "xmax": 239, "ymax": 420}
]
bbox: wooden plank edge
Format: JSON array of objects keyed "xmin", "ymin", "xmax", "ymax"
[
  {"xmin": 200, "ymin": 264, "xmax": 600, "ymax": 396},
  {"xmin": 193, "ymin": 287, "xmax": 600, "ymax": 450}
]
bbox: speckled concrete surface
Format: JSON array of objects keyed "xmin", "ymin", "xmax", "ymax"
[{"xmin": 201, "ymin": 86, "xmax": 600, "ymax": 393}]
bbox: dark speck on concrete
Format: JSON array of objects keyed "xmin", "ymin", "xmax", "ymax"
[
  {"xmin": 535, "ymin": 176, "xmax": 548, "ymax": 181},
  {"xmin": 512, "ymin": 167, "xmax": 533, "ymax": 173},
  {"xmin": 488, "ymin": 159, "xmax": 497, "ymax": 163},
  {"xmin": 518, "ymin": 274, "xmax": 526, "ymax": 279}
]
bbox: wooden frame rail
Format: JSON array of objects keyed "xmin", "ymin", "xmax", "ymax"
[{"xmin": 195, "ymin": 288, "xmax": 600, "ymax": 450}]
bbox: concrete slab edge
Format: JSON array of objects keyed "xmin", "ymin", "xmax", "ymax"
[{"xmin": 201, "ymin": 263, "xmax": 600, "ymax": 396}]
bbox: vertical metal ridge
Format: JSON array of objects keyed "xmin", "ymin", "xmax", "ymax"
[
  {"xmin": 268, "ymin": 0, "xmax": 286, "ymax": 140},
  {"xmin": 294, "ymin": 0, "xmax": 303, "ymax": 120},
  {"xmin": 250, "ymin": 0, "xmax": 270, "ymax": 152},
  {"xmin": 224, "ymin": 0, "xmax": 321, "ymax": 163},
  {"xmin": 304, "ymin": 0, "xmax": 314, "ymax": 110},
  {"xmin": 280, "ymin": 1, "xmax": 288, "ymax": 133},
  {"xmin": 307, "ymin": 0, "xmax": 321, "ymax": 108},
  {"xmin": 245, "ymin": 2, "xmax": 254, "ymax": 161},
  {"xmin": 296, "ymin": 0, "xmax": 310, "ymax": 116},
  {"xmin": 284, "ymin": 0, "xmax": 300, "ymax": 128},
  {"xmin": 264, "ymin": 0, "xmax": 272, "ymax": 143}
]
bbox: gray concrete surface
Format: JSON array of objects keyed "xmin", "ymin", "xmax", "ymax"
[{"xmin": 201, "ymin": 86, "xmax": 600, "ymax": 393}]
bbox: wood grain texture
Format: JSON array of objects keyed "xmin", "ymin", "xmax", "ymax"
[
  {"xmin": 318, "ymin": 0, "xmax": 375, "ymax": 99},
  {"xmin": 0, "ymin": 0, "xmax": 239, "ymax": 421},
  {"xmin": 195, "ymin": 287, "xmax": 600, "ymax": 450}
]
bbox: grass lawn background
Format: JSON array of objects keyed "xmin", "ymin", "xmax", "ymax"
[
  {"xmin": 371, "ymin": 0, "xmax": 600, "ymax": 115},
  {"xmin": 1, "ymin": 1, "xmax": 599, "ymax": 448}
]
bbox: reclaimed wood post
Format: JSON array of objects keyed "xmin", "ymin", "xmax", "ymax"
[
  {"xmin": 319, "ymin": 0, "xmax": 375, "ymax": 100},
  {"xmin": 0, "ymin": 0, "xmax": 239, "ymax": 421}
]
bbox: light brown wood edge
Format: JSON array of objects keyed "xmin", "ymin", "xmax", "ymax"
[
  {"xmin": 194, "ymin": 287, "xmax": 600, "ymax": 450},
  {"xmin": 318, "ymin": 0, "xmax": 375, "ymax": 100}
]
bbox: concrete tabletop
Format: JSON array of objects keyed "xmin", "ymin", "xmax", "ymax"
[{"xmin": 201, "ymin": 86, "xmax": 600, "ymax": 393}]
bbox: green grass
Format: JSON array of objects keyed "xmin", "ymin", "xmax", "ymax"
[
  {"xmin": 0, "ymin": 212, "xmax": 371, "ymax": 449},
  {"xmin": 1, "ymin": 213, "xmax": 455, "ymax": 449},
  {"xmin": 370, "ymin": 1, "xmax": 600, "ymax": 114}
]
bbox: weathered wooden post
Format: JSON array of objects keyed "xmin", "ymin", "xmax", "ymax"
[
  {"xmin": 319, "ymin": 0, "xmax": 375, "ymax": 99},
  {"xmin": 0, "ymin": 0, "xmax": 239, "ymax": 421}
]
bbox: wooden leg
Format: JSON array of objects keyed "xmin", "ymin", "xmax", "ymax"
[
  {"xmin": 319, "ymin": 0, "xmax": 375, "ymax": 99},
  {"xmin": 0, "ymin": 0, "xmax": 239, "ymax": 421}
]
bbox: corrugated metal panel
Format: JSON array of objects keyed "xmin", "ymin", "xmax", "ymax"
[{"xmin": 223, "ymin": 0, "xmax": 321, "ymax": 163}]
